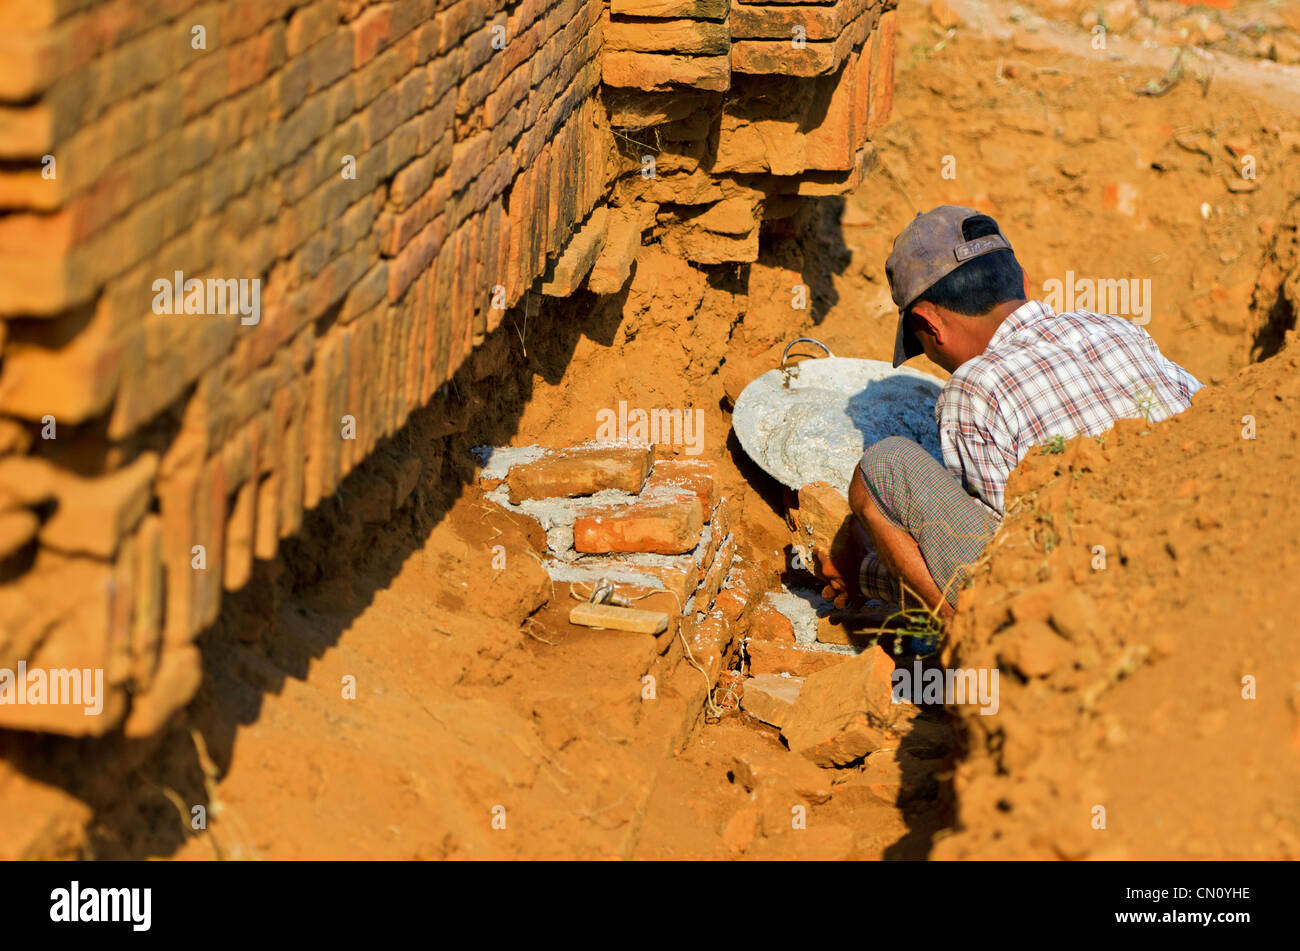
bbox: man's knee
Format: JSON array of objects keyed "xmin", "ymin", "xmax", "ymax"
[
  {"xmin": 858, "ymin": 436, "xmax": 925, "ymax": 493},
  {"xmin": 857, "ymin": 436, "xmax": 925, "ymax": 532}
]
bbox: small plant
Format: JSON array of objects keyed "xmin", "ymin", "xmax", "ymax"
[
  {"xmin": 1041, "ymin": 434, "xmax": 1067, "ymax": 455},
  {"xmin": 856, "ymin": 579, "xmax": 949, "ymax": 655},
  {"xmin": 1133, "ymin": 382, "xmax": 1166, "ymax": 423}
]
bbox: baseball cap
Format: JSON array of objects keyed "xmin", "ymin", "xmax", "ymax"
[{"xmin": 885, "ymin": 206, "xmax": 1013, "ymax": 367}]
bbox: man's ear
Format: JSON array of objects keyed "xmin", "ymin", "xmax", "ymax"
[{"xmin": 910, "ymin": 300, "xmax": 945, "ymax": 344}]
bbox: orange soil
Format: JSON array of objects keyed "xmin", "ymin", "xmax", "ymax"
[{"xmin": 935, "ymin": 335, "xmax": 1300, "ymax": 859}]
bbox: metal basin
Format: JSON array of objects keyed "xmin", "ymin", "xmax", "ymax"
[{"xmin": 731, "ymin": 340, "xmax": 945, "ymax": 494}]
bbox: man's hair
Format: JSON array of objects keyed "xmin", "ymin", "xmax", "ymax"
[{"xmin": 915, "ymin": 214, "xmax": 1025, "ymax": 316}]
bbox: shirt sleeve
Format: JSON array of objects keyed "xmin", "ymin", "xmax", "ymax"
[{"xmin": 936, "ymin": 374, "xmax": 1019, "ymax": 516}]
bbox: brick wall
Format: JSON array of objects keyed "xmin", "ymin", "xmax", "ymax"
[{"xmin": 0, "ymin": 0, "xmax": 896, "ymax": 736}]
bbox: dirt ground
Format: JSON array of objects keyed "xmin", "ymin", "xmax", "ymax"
[
  {"xmin": 4, "ymin": 0, "xmax": 1297, "ymax": 860},
  {"xmin": 934, "ymin": 337, "xmax": 1300, "ymax": 860}
]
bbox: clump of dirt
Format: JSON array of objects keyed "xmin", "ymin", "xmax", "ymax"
[{"xmin": 933, "ymin": 332, "xmax": 1300, "ymax": 859}]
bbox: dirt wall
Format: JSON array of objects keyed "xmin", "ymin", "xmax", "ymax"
[{"xmin": 0, "ymin": 0, "xmax": 897, "ymax": 737}]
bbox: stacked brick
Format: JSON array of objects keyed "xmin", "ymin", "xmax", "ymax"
[
  {"xmin": 0, "ymin": 0, "xmax": 898, "ymax": 737},
  {"xmin": 482, "ymin": 444, "xmax": 768, "ymax": 731},
  {"xmin": 604, "ymin": 0, "xmax": 897, "ymax": 266},
  {"xmin": 0, "ymin": 0, "xmax": 609, "ymax": 736},
  {"xmin": 484, "ymin": 445, "xmax": 736, "ymax": 622}
]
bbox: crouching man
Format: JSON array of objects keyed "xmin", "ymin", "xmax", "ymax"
[{"xmin": 821, "ymin": 206, "xmax": 1203, "ymax": 618}]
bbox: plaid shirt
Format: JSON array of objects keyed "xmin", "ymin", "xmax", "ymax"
[{"xmin": 937, "ymin": 300, "xmax": 1203, "ymax": 516}]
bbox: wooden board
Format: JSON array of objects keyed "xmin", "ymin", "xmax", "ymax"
[{"xmin": 569, "ymin": 602, "xmax": 669, "ymax": 634}]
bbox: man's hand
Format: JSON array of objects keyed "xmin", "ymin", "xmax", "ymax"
[{"xmin": 812, "ymin": 545, "xmax": 857, "ymax": 609}]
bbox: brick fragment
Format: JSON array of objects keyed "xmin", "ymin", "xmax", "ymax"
[
  {"xmin": 739, "ymin": 673, "xmax": 803, "ymax": 728},
  {"xmin": 693, "ymin": 532, "xmax": 735, "ymax": 611},
  {"xmin": 730, "ymin": 0, "xmax": 861, "ymax": 40},
  {"xmin": 505, "ymin": 446, "xmax": 651, "ymax": 502},
  {"xmin": 538, "ymin": 206, "xmax": 608, "ymax": 296},
  {"xmin": 780, "ymin": 645, "xmax": 909, "ymax": 767},
  {"xmin": 728, "ymin": 735, "xmax": 832, "ymax": 802},
  {"xmin": 123, "ymin": 645, "xmax": 203, "ymax": 738},
  {"xmin": 732, "ymin": 7, "xmax": 873, "ymax": 76},
  {"xmin": 586, "ymin": 206, "xmax": 644, "ymax": 294},
  {"xmin": 815, "ymin": 613, "xmax": 878, "ymax": 646}
]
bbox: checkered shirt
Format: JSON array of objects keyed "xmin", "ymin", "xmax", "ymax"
[{"xmin": 937, "ymin": 300, "xmax": 1203, "ymax": 516}]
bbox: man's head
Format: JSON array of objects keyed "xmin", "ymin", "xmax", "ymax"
[{"xmin": 886, "ymin": 207, "xmax": 1027, "ymax": 373}]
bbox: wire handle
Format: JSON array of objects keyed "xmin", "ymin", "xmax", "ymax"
[{"xmin": 780, "ymin": 337, "xmax": 834, "ymax": 367}]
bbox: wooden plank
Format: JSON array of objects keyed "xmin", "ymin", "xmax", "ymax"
[{"xmin": 569, "ymin": 602, "xmax": 670, "ymax": 634}]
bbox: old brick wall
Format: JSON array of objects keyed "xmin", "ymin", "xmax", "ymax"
[{"xmin": 0, "ymin": 0, "xmax": 896, "ymax": 738}]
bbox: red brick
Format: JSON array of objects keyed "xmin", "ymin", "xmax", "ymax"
[
  {"xmin": 192, "ymin": 451, "xmax": 228, "ymax": 634},
  {"xmin": 602, "ymin": 50, "xmax": 730, "ymax": 91},
  {"xmin": 611, "ymin": 0, "xmax": 728, "ymax": 14},
  {"xmin": 694, "ymin": 533, "xmax": 735, "ymax": 611},
  {"xmin": 751, "ymin": 601, "xmax": 796, "ymax": 642},
  {"xmin": 352, "ymin": 3, "xmax": 393, "ymax": 67},
  {"xmin": 37, "ymin": 453, "xmax": 157, "ymax": 559},
  {"xmin": 254, "ymin": 472, "xmax": 280, "ymax": 560},
  {"xmin": 279, "ymin": 376, "xmax": 307, "ymax": 538},
  {"xmin": 574, "ymin": 496, "xmax": 704, "ymax": 555},
  {"xmin": 539, "ymin": 205, "xmax": 607, "ymax": 296},
  {"xmin": 130, "ymin": 514, "xmax": 164, "ymax": 692},
  {"xmin": 643, "ymin": 458, "xmax": 716, "ymax": 511},
  {"xmin": 604, "ymin": 18, "xmax": 730, "ymax": 55},
  {"xmin": 731, "ymin": 0, "xmax": 863, "ymax": 39},
  {"xmin": 223, "ymin": 470, "xmax": 257, "ymax": 592},
  {"xmin": 803, "ymin": 46, "xmax": 860, "ymax": 171},
  {"xmin": 123, "ymin": 645, "xmax": 202, "ymax": 738},
  {"xmin": 505, "ymin": 446, "xmax": 652, "ymax": 502},
  {"xmin": 866, "ymin": 8, "xmax": 896, "ymax": 134}
]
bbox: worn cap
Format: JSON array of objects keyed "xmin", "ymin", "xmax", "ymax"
[{"xmin": 885, "ymin": 206, "xmax": 1013, "ymax": 367}]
